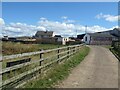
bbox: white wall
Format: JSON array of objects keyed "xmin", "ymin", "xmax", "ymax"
[
  {"xmin": 56, "ymin": 37, "xmax": 67, "ymax": 45},
  {"xmin": 57, "ymin": 37, "xmax": 63, "ymax": 42},
  {"xmin": 83, "ymin": 34, "xmax": 91, "ymax": 44}
]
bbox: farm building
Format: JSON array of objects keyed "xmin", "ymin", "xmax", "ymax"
[
  {"xmin": 83, "ymin": 33, "xmax": 115, "ymax": 45},
  {"xmin": 35, "ymin": 31, "xmax": 54, "ymax": 38},
  {"xmin": 83, "ymin": 28, "xmax": 120, "ymax": 45},
  {"xmin": 54, "ymin": 35, "xmax": 69, "ymax": 45},
  {"xmin": 35, "ymin": 31, "xmax": 69, "ymax": 45},
  {"xmin": 77, "ymin": 34, "xmax": 85, "ymax": 40},
  {"xmin": 2, "ymin": 36, "xmax": 17, "ymax": 42},
  {"xmin": 110, "ymin": 28, "xmax": 120, "ymax": 38}
]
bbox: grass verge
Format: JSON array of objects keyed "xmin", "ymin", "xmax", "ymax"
[
  {"xmin": 24, "ymin": 46, "xmax": 90, "ymax": 88},
  {"xmin": 110, "ymin": 47, "xmax": 120, "ymax": 61}
]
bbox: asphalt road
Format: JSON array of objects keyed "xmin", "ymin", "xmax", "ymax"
[{"xmin": 57, "ymin": 46, "xmax": 118, "ymax": 88}]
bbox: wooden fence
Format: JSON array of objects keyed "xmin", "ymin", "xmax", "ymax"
[
  {"xmin": 111, "ymin": 40, "xmax": 120, "ymax": 60},
  {"xmin": 0, "ymin": 44, "xmax": 83, "ymax": 88}
]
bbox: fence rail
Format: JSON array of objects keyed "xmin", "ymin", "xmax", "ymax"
[
  {"xmin": 0, "ymin": 44, "xmax": 83, "ymax": 88},
  {"xmin": 111, "ymin": 40, "xmax": 120, "ymax": 60}
]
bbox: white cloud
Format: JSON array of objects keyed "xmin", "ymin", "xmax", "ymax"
[
  {"xmin": 2, "ymin": 17, "xmax": 117, "ymax": 37},
  {"xmin": 61, "ymin": 16, "xmax": 75, "ymax": 23},
  {"xmin": 61, "ymin": 16, "xmax": 68, "ymax": 19},
  {"xmin": 96, "ymin": 13, "xmax": 119, "ymax": 22},
  {"xmin": 2, "ymin": 22, "xmax": 44, "ymax": 37},
  {"xmin": 0, "ymin": 18, "xmax": 5, "ymax": 25},
  {"xmin": 38, "ymin": 18, "xmax": 116, "ymax": 36},
  {"xmin": 0, "ymin": 18, "xmax": 5, "ymax": 37}
]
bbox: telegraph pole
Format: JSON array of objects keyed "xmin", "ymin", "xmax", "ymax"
[
  {"xmin": 85, "ymin": 25, "xmax": 87, "ymax": 34},
  {"xmin": 76, "ymin": 29, "xmax": 77, "ymax": 38}
]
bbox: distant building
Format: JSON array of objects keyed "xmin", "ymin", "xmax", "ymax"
[
  {"xmin": 77, "ymin": 34, "xmax": 85, "ymax": 40},
  {"xmin": 83, "ymin": 33, "xmax": 115, "ymax": 45},
  {"xmin": 17, "ymin": 36, "xmax": 36, "ymax": 41},
  {"xmin": 83, "ymin": 28, "xmax": 120, "ymax": 45},
  {"xmin": 54, "ymin": 35, "xmax": 69, "ymax": 45},
  {"xmin": 110, "ymin": 28, "xmax": 120, "ymax": 38},
  {"xmin": 35, "ymin": 31, "xmax": 54, "ymax": 38},
  {"xmin": 35, "ymin": 31, "xmax": 70, "ymax": 45},
  {"xmin": 2, "ymin": 36, "xmax": 17, "ymax": 42}
]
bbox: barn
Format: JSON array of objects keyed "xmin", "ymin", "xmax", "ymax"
[{"xmin": 83, "ymin": 33, "xmax": 115, "ymax": 45}]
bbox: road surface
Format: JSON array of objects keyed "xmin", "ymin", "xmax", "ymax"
[{"xmin": 57, "ymin": 46, "xmax": 118, "ymax": 88}]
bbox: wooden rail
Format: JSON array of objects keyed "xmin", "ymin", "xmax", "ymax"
[
  {"xmin": 111, "ymin": 41, "xmax": 120, "ymax": 60},
  {"xmin": 0, "ymin": 44, "xmax": 83, "ymax": 88}
]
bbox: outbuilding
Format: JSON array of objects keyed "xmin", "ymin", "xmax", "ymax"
[{"xmin": 83, "ymin": 33, "xmax": 115, "ymax": 45}]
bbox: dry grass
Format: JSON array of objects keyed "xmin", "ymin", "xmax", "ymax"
[{"xmin": 2, "ymin": 42, "xmax": 63, "ymax": 55}]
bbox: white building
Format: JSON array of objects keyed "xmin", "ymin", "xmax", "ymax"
[
  {"xmin": 54, "ymin": 35, "xmax": 69, "ymax": 45},
  {"xmin": 83, "ymin": 34, "xmax": 91, "ymax": 44},
  {"xmin": 83, "ymin": 33, "xmax": 114, "ymax": 45}
]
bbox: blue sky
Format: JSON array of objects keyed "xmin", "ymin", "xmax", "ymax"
[{"xmin": 1, "ymin": 2, "xmax": 118, "ymax": 37}]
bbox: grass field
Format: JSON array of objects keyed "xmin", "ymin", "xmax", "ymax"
[
  {"xmin": 2, "ymin": 42, "xmax": 64, "ymax": 55},
  {"xmin": 24, "ymin": 46, "xmax": 90, "ymax": 88}
]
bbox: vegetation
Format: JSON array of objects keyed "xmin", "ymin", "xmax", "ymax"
[
  {"xmin": 2, "ymin": 42, "xmax": 64, "ymax": 55},
  {"xmin": 24, "ymin": 46, "xmax": 90, "ymax": 88},
  {"xmin": 110, "ymin": 41, "xmax": 120, "ymax": 60}
]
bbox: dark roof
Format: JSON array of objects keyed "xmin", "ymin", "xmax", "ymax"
[
  {"xmin": 87, "ymin": 33, "xmax": 115, "ymax": 38},
  {"xmin": 54, "ymin": 35, "xmax": 62, "ymax": 37},
  {"xmin": 35, "ymin": 31, "xmax": 53, "ymax": 36},
  {"xmin": 17, "ymin": 36, "xmax": 32, "ymax": 39},
  {"xmin": 77, "ymin": 34, "xmax": 85, "ymax": 39},
  {"xmin": 113, "ymin": 28, "xmax": 120, "ymax": 31},
  {"xmin": 111, "ymin": 28, "xmax": 120, "ymax": 37}
]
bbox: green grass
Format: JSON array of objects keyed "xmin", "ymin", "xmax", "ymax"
[
  {"xmin": 102, "ymin": 45, "xmax": 111, "ymax": 49},
  {"xmin": 2, "ymin": 42, "xmax": 64, "ymax": 55},
  {"xmin": 110, "ymin": 47, "xmax": 120, "ymax": 60},
  {"xmin": 24, "ymin": 46, "xmax": 90, "ymax": 88}
]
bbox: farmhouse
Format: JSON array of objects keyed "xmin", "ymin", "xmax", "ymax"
[
  {"xmin": 35, "ymin": 31, "xmax": 69, "ymax": 45},
  {"xmin": 54, "ymin": 35, "xmax": 69, "ymax": 45},
  {"xmin": 83, "ymin": 33, "xmax": 115, "ymax": 45},
  {"xmin": 35, "ymin": 31, "xmax": 54, "ymax": 38}
]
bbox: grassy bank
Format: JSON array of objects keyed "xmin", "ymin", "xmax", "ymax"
[
  {"xmin": 2, "ymin": 42, "xmax": 63, "ymax": 55},
  {"xmin": 24, "ymin": 46, "xmax": 90, "ymax": 88},
  {"xmin": 110, "ymin": 47, "xmax": 120, "ymax": 61}
]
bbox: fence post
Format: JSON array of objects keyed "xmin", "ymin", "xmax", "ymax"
[
  {"xmin": 39, "ymin": 49, "xmax": 43, "ymax": 74},
  {"xmin": 57, "ymin": 46, "xmax": 60, "ymax": 63},
  {"xmin": 73, "ymin": 46, "xmax": 75, "ymax": 53},
  {"xmin": 67, "ymin": 46, "xmax": 69, "ymax": 58},
  {"xmin": 0, "ymin": 60, "xmax": 2, "ymax": 89}
]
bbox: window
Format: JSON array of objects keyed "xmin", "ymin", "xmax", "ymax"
[{"xmin": 85, "ymin": 37, "xmax": 87, "ymax": 41}]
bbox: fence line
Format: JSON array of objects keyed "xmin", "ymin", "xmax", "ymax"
[
  {"xmin": 1, "ymin": 44, "xmax": 83, "ymax": 88},
  {"xmin": 111, "ymin": 40, "xmax": 120, "ymax": 60}
]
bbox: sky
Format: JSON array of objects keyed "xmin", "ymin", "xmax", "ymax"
[{"xmin": 0, "ymin": 2, "xmax": 119, "ymax": 37}]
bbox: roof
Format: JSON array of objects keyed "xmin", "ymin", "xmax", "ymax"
[
  {"xmin": 54, "ymin": 35, "xmax": 62, "ymax": 37},
  {"xmin": 113, "ymin": 28, "xmax": 120, "ymax": 31},
  {"xmin": 87, "ymin": 33, "xmax": 115, "ymax": 38},
  {"xmin": 35, "ymin": 31, "xmax": 53, "ymax": 36},
  {"xmin": 77, "ymin": 34, "xmax": 85, "ymax": 39},
  {"xmin": 17, "ymin": 36, "xmax": 32, "ymax": 39}
]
